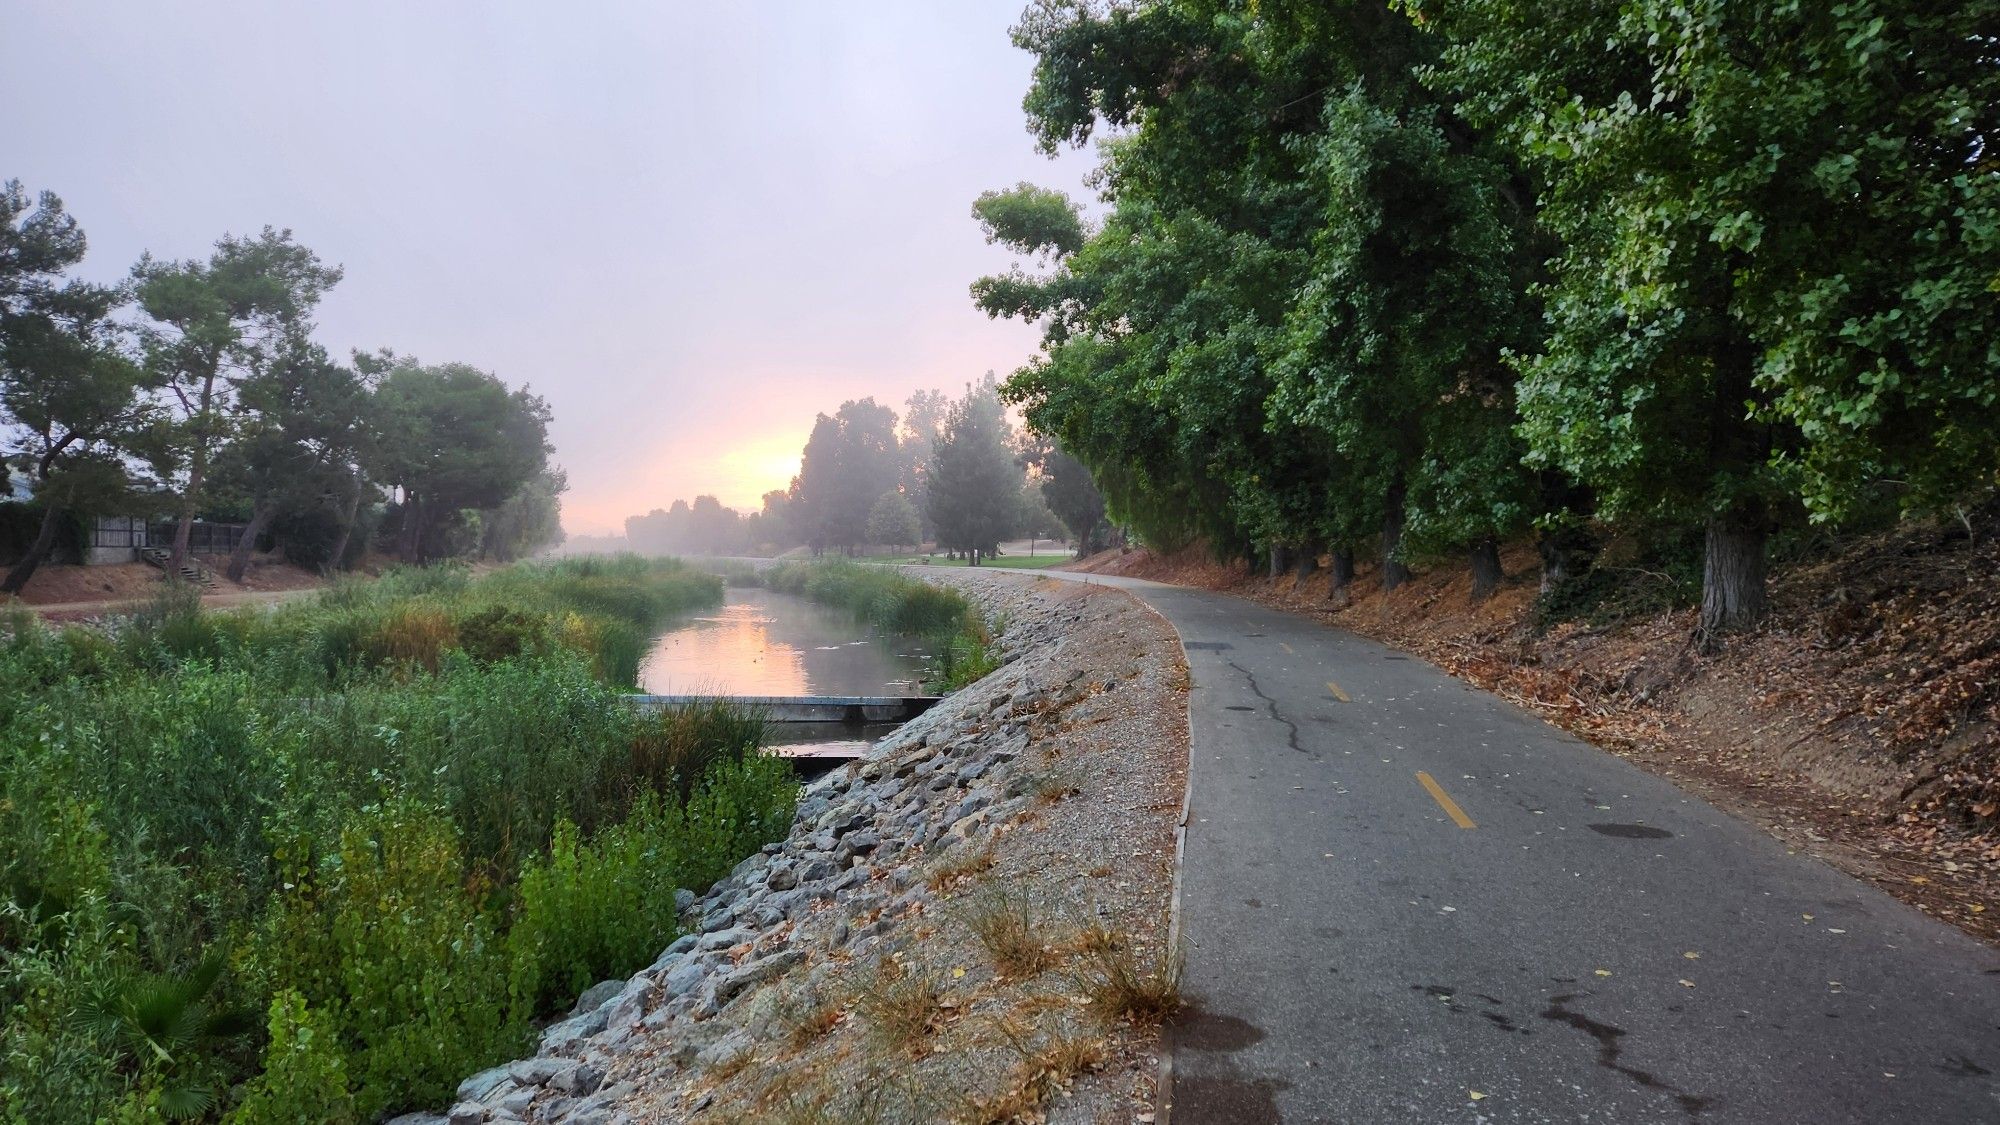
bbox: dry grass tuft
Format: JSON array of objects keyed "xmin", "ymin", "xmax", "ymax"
[
  {"xmin": 960, "ymin": 1022, "xmax": 1110, "ymax": 1124},
  {"xmin": 959, "ymin": 886, "xmax": 1059, "ymax": 979},
  {"xmin": 781, "ymin": 987, "xmax": 844, "ymax": 1051},
  {"xmin": 1067, "ymin": 938, "xmax": 1183, "ymax": 1026},
  {"xmin": 856, "ymin": 958, "xmax": 949, "ymax": 1054},
  {"xmin": 1065, "ymin": 918, "xmax": 1123, "ymax": 957},
  {"xmin": 926, "ymin": 842, "xmax": 998, "ymax": 891},
  {"xmin": 709, "ymin": 1047, "xmax": 758, "ymax": 1084}
]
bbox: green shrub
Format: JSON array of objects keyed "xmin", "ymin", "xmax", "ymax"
[
  {"xmin": 225, "ymin": 991, "xmax": 354, "ymax": 1125},
  {"xmin": 0, "ymin": 893, "xmax": 134, "ymax": 1125},
  {"xmin": 254, "ymin": 801, "xmax": 526, "ymax": 1121},
  {"xmin": 676, "ymin": 753, "xmax": 800, "ymax": 890},
  {"xmin": 508, "ymin": 806, "xmax": 681, "ymax": 1014}
]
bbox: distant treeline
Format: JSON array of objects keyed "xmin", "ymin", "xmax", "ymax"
[
  {"xmin": 621, "ymin": 377, "xmax": 1112, "ymax": 563},
  {"xmin": 976, "ymin": 2, "xmax": 1998, "ymax": 641},
  {"xmin": 0, "ymin": 181, "xmax": 566, "ymax": 590}
]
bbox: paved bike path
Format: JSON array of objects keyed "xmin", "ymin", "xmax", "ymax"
[{"xmin": 1024, "ymin": 571, "xmax": 1999, "ymax": 1123}]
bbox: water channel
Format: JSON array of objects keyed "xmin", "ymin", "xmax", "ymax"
[{"xmin": 637, "ymin": 586, "xmax": 931, "ymax": 759}]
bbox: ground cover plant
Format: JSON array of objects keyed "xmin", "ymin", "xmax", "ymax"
[
  {"xmin": 758, "ymin": 560, "xmax": 998, "ymax": 690},
  {"xmin": 0, "ymin": 555, "xmax": 800, "ymax": 1122}
]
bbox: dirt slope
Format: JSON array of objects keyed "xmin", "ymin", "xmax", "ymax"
[{"xmin": 7, "ymin": 559, "xmax": 328, "ymax": 618}]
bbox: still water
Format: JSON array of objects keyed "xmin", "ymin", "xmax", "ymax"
[{"xmin": 638, "ymin": 587, "xmax": 930, "ymax": 759}]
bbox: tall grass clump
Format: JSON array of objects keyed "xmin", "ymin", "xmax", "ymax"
[{"xmin": 0, "ymin": 554, "xmax": 794, "ymax": 1123}]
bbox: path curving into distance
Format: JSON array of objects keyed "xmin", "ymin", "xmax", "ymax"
[{"xmin": 995, "ymin": 568, "xmax": 1999, "ymax": 1123}]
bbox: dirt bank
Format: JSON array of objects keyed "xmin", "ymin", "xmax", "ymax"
[
  {"xmin": 1071, "ymin": 521, "xmax": 1997, "ymax": 946},
  {"xmin": 7, "ymin": 559, "xmax": 329, "ymax": 619},
  {"xmin": 418, "ymin": 571, "xmax": 1190, "ymax": 1125}
]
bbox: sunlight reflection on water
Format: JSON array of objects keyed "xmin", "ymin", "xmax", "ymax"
[{"xmin": 637, "ymin": 587, "xmax": 928, "ymax": 698}]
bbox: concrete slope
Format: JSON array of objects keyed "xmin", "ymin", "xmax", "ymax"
[{"xmin": 1023, "ymin": 571, "xmax": 2000, "ymax": 1124}]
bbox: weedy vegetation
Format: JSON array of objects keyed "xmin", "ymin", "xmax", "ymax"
[{"xmin": 0, "ymin": 555, "xmax": 800, "ymax": 1122}]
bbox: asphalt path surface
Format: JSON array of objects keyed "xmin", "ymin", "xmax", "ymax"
[{"xmin": 1013, "ymin": 569, "xmax": 2000, "ymax": 1124}]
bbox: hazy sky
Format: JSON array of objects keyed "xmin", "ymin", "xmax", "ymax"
[{"xmin": 2, "ymin": 2, "xmax": 1097, "ymax": 535}]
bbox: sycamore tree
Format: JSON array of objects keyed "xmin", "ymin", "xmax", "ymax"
[
  {"xmin": 1271, "ymin": 90, "xmax": 1541, "ymax": 599},
  {"xmin": 986, "ymin": 0, "xmax": 1547, "ymax": 601},
  {"xmin": 0, "ymin": 182, "xmax": 156, "ymax": 592},
  {"xmin": 1410, "ymin": 0, "xmax": 2000, "ymax": 636},
  {"xmin": 134, "ymin": 228, "xmax": 341, "ymax": 572}
]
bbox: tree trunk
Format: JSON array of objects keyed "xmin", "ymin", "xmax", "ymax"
[
  {"xmin": 397, "ymin": 493, "xmax": 424, "ymax": 562},
  {"xmin": 169, "ymin": 454, "xmax": 205, "ymax": 576},
  {"xmin": 1534, "ymin": 469, "xmax": 1597, "ymax": 593},
  {"xmin": 1696, "ymin": 337, "xmax": 1772, "ymax": 646},
  {"xmin": 325, "ymin": 483, "xmax": 362, "ymax": 574},
  {"xmin": 1268, "ymin": 542, "xmax": 1293, "ymax": 579},
  {"xmin": 1294, "ymin": 550, "xmax": 1319, "ymax": 582},
  {"xmin": 169, "ymin": 371, "xmax": 219, "ymax": 575},
  {"xmin": 1381, "ymin": 475, "xmax": 1411, "ymax": 591},
  {"xmin": 1699, "ymin": 499, "xmax": 1769, "ymax": 644},
  {"xmin": 224, "ymin": 497, "xmax": 279, "ymax": 584},
  {"xmin": 1, "ymin": 497, "xmax": 65, "ymax": 595},
  {"xmin": 1469, "ymin": 536, "xmax": 1503, "ymax": 603},
  {"xmin": 1328, "ymin": 546, "xmax": 1354, "ymax": 604}
]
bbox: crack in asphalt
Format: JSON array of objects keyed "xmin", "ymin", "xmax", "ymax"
[
  {"xmin": 1228, "ymin": 659, "xmax": 1308, "ymax": 755},
  {"xmin": 1542, "ymin": 994, "xmax": 1714, "ymax": 1118}
]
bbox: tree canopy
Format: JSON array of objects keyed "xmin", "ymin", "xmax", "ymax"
[
  {"xmin": 3, "ymin": 183, "xmax": 570, "ymax": 580},
  {"xmin": 975, "ymin": 0, "xmax": 2000, "ymax": 638}
]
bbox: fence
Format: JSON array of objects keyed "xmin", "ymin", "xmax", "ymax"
[{"xmin": 87, "ymin": 516, "xmax": 249, "ymax": 564}]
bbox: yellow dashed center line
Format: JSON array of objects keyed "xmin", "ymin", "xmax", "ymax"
[
  {"xmin": 1326, "ymin": 681, "xmax": 1350, "ymax": 703},
  {"xmin": 1416, "ymin": 771, "xmax": 1477, "ymax": 829}
]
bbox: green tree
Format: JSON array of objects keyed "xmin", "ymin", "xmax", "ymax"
[
  {"xmin": 369, "ymin": 362, "xmax": 551, "ymax": 562},
  {"xmin": 864, "ymin": 489, "xmax": 922, "ymax": 551},
  {"xmin": 791, "ymin": 398, "xmax": 901, "ymax": 554},
  {"xmin": 481, "ymin": 468, "xmax": 568, "ymax": 562},
  {"xmin": 990, "ymin": 2, "xmax": 1546, "ymax": 602},
  {"xmin": 1410, "ymin": 0, "xmax": 2000, "ymax": 635},
  {"xmin": 0, "ymin": 183, "xmax": 155, "ymax": 593},
  {"xmin": 1270, "ymin": 90, "xmax": 1539, "ymax": 599},
  {"xmin": 925, "ymin": 380, "xmax": 1022, "ymax": 563},
  {"xmin": 214, "ymin": 334, "xmax": 375, "ymax": 582},
  {"xmin": 1038, "ymin": 448, "xmax": 1109, "ymax": 557},
  {"xmin": 134, "ymin": 228, "xmax": 341, "ymax": 573}
]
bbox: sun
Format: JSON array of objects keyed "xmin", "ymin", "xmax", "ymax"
[{"xmin": 713, "ymin": 432, "xmax": 805, "ymax": 508}]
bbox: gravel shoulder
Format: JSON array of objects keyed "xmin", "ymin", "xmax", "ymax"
[{"xmin": 422, "ymin": 571, "xmax": 1190, "ymax": 1125}]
